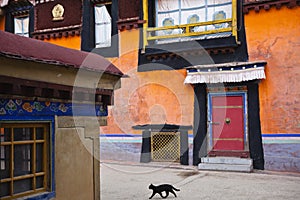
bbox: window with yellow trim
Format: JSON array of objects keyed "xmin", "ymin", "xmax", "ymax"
[
  {"xmin": 145, "ymin": 0, "xmax": 236, "ymax": 45},
  {"xmin": 0, "ymin": 123, "xmax": 51, "ymax": 199}
]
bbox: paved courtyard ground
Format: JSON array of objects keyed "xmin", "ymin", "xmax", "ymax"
[{"xmin": 100, "ymin": 161, "xmax": 300, "ymax": 200}]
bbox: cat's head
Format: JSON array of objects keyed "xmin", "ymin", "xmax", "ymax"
[{"xmin": 148, "ymin": 184, "xmax": 154, "ymax": 189}]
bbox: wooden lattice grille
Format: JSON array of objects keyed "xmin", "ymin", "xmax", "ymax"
[{"xmin": 151, "ymin": 132, "xmax": 180, "ymax": 162}]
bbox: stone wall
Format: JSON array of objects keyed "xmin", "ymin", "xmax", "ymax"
[{"xmin": 55, "ymin": 116, "xmax": 101, "ymax": 200}]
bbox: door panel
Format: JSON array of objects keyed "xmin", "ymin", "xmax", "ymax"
[{"xmin": 211, "ymin": 95, "xmax": 244, "ymax": 151}]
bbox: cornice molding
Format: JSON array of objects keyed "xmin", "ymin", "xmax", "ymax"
[
  {"xmin": 117, "ymin": 17, "xmax": 146, "ymax": 31},
  {"xmin": 90, "ymin": 0, "xmax": 111, "ymax": 4},
  {"xmin": 244, "ymin": 0, "xmax": 300, "ymax": 14},
  {"xmin": 145, "ymin": 48, "xmax": 236, "ymax": 62},
  {"xmin": 32, "ymin": 26, "xmax": 81, "ymax": 40},
  {"xmin": 4, "ymin": 0, "xmax": 33, "ymax": 16}
]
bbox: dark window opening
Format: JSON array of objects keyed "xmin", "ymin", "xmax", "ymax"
[
  {"xmin": 102, "ymin": 95, "xmax": 111, "ymax": 106},
  {"xmin": 58, "ymin": 90, "xmax": 70, "ymax": 99},
  {"xmin": 41, "ymin": 88, "xmax": 54, "ymax": 98},
  {"xmin": 0, "ymin": 83, "xmax": 13, "ymax": 94},
  {"xmin": 21, "ymin": 85, "xmax": 35, "ymax": 96}
]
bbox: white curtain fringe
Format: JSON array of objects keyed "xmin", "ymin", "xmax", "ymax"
[{"xmin": 184, "ymin": 68, "xmax": 266, "ymax": 84}]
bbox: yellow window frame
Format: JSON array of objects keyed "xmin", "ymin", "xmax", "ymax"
[{"xmin": 142, "ymin": 0, "xmax": 238, "ymax": 49}]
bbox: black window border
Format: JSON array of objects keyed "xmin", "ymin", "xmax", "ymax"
[
  {"xmin": 81, "ymin": 0, "xmax": 119, "ymax": 57},
  {"xmin": 5, "ymin": 7, "xmax": 34, "ymax": 38}
]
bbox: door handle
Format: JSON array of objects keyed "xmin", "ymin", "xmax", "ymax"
[
  {"xmin": 208, "ymin": 121, "xmax": 220, "ymax": 125},
  {"xmin": 225, "ymin": 118, "xmax": 231, "ymax": 124}
]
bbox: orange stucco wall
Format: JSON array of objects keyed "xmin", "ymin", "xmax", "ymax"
[
  {"xmin": 110, "ymin": 29, "xmax": 140, "ymax": 74},
  {"xmin": 0, "ymin": 16, "xmax": 5, "ymax": 31},
  {"xmin": 43, "ymin": 35, "xmax": 81, "ymax": 50},
  {"xmin": 245, "ymin": 6, "xmax": 300, "ymax": 134},
  {"xmin": 102, "ymin": 69, "xmax": 194, "ymax": 134},
  {"xmin": 101, "ymin": 29, "xmax": 194, "ymax": 134},
  {"xmin": 102, "ymin": 29, "xmax": 141, "ymax": 134}
]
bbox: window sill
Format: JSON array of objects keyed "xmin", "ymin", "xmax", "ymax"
[
  {"xmin": 143, "ymin": 36, "xmax": 238, "ymax": 55},
  {"xmin": 21, "ymin": 192, "xmax": 55, "ymax": 200}
]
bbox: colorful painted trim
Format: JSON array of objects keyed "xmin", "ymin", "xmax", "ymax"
[
  {"xmin": 100, "ymin": 133, "xmax": 194, "ymax": 144},
  {"xmin": 185, "ymin": 62, "xmax": 266, "ymax": 84},
  {"xmin": 26, "ymin": 192, "xmax": 56, "ymax": 200},
  {"xmin": 100, "ymin": 133, "xmax": 300, "ymax": 144},
  {"xmin": 100, "ymin": 134, "xmax": 142, "ymax": 143},
  {"xmin": 0, "ymin": 99, "xmax": 107, "ymax": 117},
  {"xmin": 262, "ymin": 134, "xmax": 300, "ymax": 144}
]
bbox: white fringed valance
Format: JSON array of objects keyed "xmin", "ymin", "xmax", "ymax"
[{"xmin": 184, "ymin": 67, "xmax": 266, "ymax": 84}]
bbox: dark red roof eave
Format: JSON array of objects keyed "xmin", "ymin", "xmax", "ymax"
[{"xmin": 0, "ymin": 31, "xmax": 123, "ymax": 76}]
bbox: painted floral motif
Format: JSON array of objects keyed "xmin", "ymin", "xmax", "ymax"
[
  {"xmin": 58, "ymin": 103, "xmax": 68, "ymax": 113},
  {"xmin": 15, "ymin": 99, "xmax": 23, "ymax": 106},
  {"xmin": 0, "ymin": 99, "xmax": 6, "ymax": 105},
  {"xmin": 45, "ymin": 101, "xmax": 51, "ymax": 107},
  {"xmin": 0, "ymin": 99, "xmax": 107, "ymax": 117},
  {"xmin": 50, "ymin": 103, "xmax": 59, "ymax": 112},
  {"xmin": 162, "ymin": 18, "xmax": 175, "ymax": 35},
  {"xmin": 33, "ymin": 102, "xmax": 45, "ymax": 111},
  {"xmin": 213, "ymin": 11, "xmax": 227, "ymax": 29},
  {"xmin": 22, "ymin": 102, "xmax": 33, "ymax": 112},
  {"xmin": 0, "ymin": 107, "xmax": 6, "ymax": 115},
  {"xmin": 5, "ymin": 100, "xmax": 17, "ymax": 113}
]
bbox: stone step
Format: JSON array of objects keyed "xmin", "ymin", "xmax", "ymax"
[
  {"xmin": 198, "ymin": 163, "xmax": 253, "ymax": 172},
  {"xmin": 201, "ymin": 157, "xmax": 253, "ymax": 165}
]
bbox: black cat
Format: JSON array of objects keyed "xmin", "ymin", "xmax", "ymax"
[{"xmin": 148, "ymin": 183, "xmax": 180, "ymax": 199}]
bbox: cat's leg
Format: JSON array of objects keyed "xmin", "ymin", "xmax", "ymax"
[
  {"xmin": 170, "ymin": 189, "xmax": 177, "ymax": 197},
  {"xmin": 149, "ymin": 192, "xmax": 156, "ymax": 199},
  {"xmin": 160, "ymin": 191, "xmax": 169, "ymax": 199}
]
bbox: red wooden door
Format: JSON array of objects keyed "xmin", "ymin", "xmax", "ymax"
[{"xmin": 210, "ymin": 95, "xmax": 244, "ymax": 152}]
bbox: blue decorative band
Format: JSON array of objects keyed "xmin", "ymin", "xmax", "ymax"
[
  {"xmin": 0, "ymin": 98, "xmax": 107, "ymax": 117},
  {"xmin": 262, "ymin": 134, "xmax": 300, "ymax": 137},
  {"xmin": 100, "ymin": 134, "xmax": 142, "ymax": 137},
  {"xmin": 100, "ymin": 134, "xmax": 300, "ymax": 138}
]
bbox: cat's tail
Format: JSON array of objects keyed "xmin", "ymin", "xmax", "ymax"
[{"xmin": 172, "ymin": 186, "xmax": 180, "ymax": 191}]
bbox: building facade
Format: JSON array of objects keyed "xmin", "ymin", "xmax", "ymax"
[
  {"xmin": 102, "ymin": 0, "xmax": 299, "ymax": 172},
  {"xmin": 1, "ymin": 0, "xmax": 299, "ymax": 176},
  {"xmin": 136, "ymin": 0, "xmax": 266, "ymax": 170}
]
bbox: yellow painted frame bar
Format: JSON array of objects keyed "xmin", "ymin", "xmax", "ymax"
[
  {"xmin": 232, "ymin": 0, "xmax": 238, "ymax": 42},
  {"xmin": 142, "ymin": 0, "xmax": 148, "ymax": 51},
  {"xmin": 148, "ymin": 27, "xmax": 232, "ymax": 41}
]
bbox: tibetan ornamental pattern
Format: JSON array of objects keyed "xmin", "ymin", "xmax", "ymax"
[{"xmin": 0, "ymin": 99, "xmax": 107, "ymax": 116}]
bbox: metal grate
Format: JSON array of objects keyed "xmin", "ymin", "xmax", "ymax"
[{"xmin": 151, "ymin": 132, "xmax": 180, "ymax": 162}]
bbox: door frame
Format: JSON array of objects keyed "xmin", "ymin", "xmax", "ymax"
[{"xmin": 207, "ymin": 91, "xmax": 248, "ymax": 154}]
